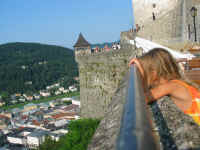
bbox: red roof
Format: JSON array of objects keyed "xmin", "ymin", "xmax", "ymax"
[
  {"xmin": 32, "ymin": 120, "xmax": 41, "ymax": 126},
  {"xmin": 22, "ymin": 115, "xmax": 28, "ymax": 120},
  {"xmin": 0, "ymin": 114, "xmax": 9, "ymax": 119},
  {"xmin": 64, "ymin": 104, "xmax": 79, "ymax": 112},
  {"xmin": 52, "ymin": 112, "xmax": 76, "ymax": 119}
]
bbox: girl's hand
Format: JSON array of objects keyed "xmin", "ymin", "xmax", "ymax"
[
  {"xmin": 128, "ymin": 58, "xmax": 138, "ymax": 66},
  {"xmin": 128, "ymin": 58, "xmax": 144, "ymax": 77}
]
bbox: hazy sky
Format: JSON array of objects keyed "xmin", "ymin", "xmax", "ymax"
[{"xmin": 0, "ymin": 0, "xmax": 134, "ymax": 48}]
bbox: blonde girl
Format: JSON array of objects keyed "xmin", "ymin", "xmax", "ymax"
[{"xmin": 129, "ymin": 48, "xmax": 200, "ymax": 125}]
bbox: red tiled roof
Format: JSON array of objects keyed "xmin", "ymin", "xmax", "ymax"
[
  {"xmin": 64, "ymin": 104, "xmax": 79, "ymax": 112},
  {"xmin": 18, "ymin": 126, "xmax": 25, "ymax": 130},
  {"xmin": 32, "ymin": 120, "xmax": 41, "ymax": 126},
  {"xmin": 22, "ymin": 115, "xmax": 28, "ymax": 120},
  {"xmin": 0, "ymin": 114, "xmax": 9, "ymax": 119},
  {"xmin": 52, "ymin": 112, "xmax": 76, "ymax": 119}
]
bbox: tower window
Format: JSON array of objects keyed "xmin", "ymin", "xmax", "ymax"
[
  {"xmin": 153, "ymin": 3, "xmax": 156, "ymax": 8},
  {"xmin": 152, "ymin": 12, "xmax": 156, "ymax": 21}
]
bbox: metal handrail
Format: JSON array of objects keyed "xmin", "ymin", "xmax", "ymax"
[{"xmin": 116, "ymin": 65, "xmax": 159, "ymax": 150}]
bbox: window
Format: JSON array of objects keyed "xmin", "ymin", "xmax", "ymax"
[
  {"xmin": 153, "ymin": 3, "xmax": 156, "ymax": 8},
  {"xmin": 152, "ymin": 12, "xmax": 156, "ymax": 21}
]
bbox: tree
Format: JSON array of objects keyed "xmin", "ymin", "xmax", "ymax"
[
  {"xmin": 39, "ymin": 136, "xmax": 58, "ymax": 150},
  {"xmin": 39, "ymin": 119, "xmax": 100, "ymax": 150}
]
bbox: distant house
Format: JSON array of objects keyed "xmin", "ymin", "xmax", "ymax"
[
  {"xmin": 23, "ymin": 103, "xmax": 37, "ymax": 112},
  {"xmin": 15, "ymin": 93, "xmax": 21, "ymax": 97},
  {"xmin": 64, "ymin": 104, "xmax": 80, "ymax": 112},
  {"xmin": 19, "ymin": 97, "xmax": 26, "ymax": 102},
  {"xmin": 12, "ymin": 108, "xmax": 22, "ymax": 114},
  {"xmin": 27, "ymin": 130, "xmax": 49, "ymax": 149},
  {"xmin": 48, "ymin": 101, "xmax": 55, "ymax": 108},
  {"xmin": 51, "ymin": 112, "xmax": 77, "ymax": 120},
  {"xmin": 0, "ymin": 114, "xmax": 10, "ymax": 129},
  {"xmin": 53, "ymin": 83, "xmax": 60, "ymax": 87},
  {"xmin": 69, "ymin": 85, "xmax": 77, "ymax": 92},
  {"xmin": 7, "ymin": 128, "xmax": 48, "ymax": 149},
  {"xmin": 72, "ymin": 99, "xmax": 80, "ymax": 106},
  {"xmin": 55, "ymin": 91, "xmax": 61, "ymax": 95},
  {"xmin": 7, "ymin": 127, "xmax": 34, "ymax": 146},
  {"xmin": 38, "ymin": 103, "xmax": 49, "ymax": 110},
  {"xmin": 59, "ymin": 87, "xmax": 64, "ymax": 91},
  {"xmin": 26, "ymin": 96, "xmax": 33, "ymax": 101},
  {"xmin": 7, "ymin": 134, "xmax": 24, "ymax": 145},
  {"xmin": 21, "ymin": 65, "xmax": 26, "ymax": 69},
  {"xmin": 0, "ymin": 101, "xmax": 5, "ymax": 107},
  {"xmin": 46, "ymin": 86, "xmax": 51, "ymax": 90},
  {"xmin": 40, "ymin": 90, "xmax": 51, "ymax": 97},
  {"xmin": 62, "ymin": 89, "xmax": 69, "ymax": 93},
  {"xmin": 54, "ymin": 119, "xmax": 69, "ymax": 127},
  {"xmin": 61, "ymin": 97, "xmax": 72, "ymax": 102},
  {"xmin": 33, "ymin": 94, "xmax": 40, "ymax": 100},
  {"xmin": 50, "ymin": 129, "xmax": 68, "ymax": 141},
  {"xmin": 11, "ymin": 100, "xmax": 17, "ymax": 104},
  {"xmin": 11, "ymin": 94, "xmax": 17, "ymax": 100}
]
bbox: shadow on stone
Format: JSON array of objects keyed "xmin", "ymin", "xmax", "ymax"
[{"xmin": 151, "ymin": 102, "xmax": 178, "ymax": 150}]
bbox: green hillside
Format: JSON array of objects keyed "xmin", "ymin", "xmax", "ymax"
[{"xmin": 0, "ymin": 42, "xmax": 78, "ymax": 94}]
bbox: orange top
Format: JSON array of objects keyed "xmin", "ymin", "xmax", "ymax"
[{"xmin": 172, "ymin": 80, "xmax": 200, "ymax": 125}]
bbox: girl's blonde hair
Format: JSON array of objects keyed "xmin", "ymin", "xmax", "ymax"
[
  {"xmin": 138, "ymin": 48, "xmax": 200, "ymax": 89},
  {"xmin": 138, "ymin": 48, "xmax": 181, "ymax": 82}
]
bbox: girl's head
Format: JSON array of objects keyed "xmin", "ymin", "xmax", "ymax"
[{"xmin": 138, "ymin": 48, "xmax": 181, "ymax": 88}]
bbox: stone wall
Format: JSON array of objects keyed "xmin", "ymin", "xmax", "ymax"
[
  {"xmin": 87, "ymin": 71, "xmax": 129, "ymax": 150},
  {"xmin": 185, "ymin": 0, "xmax": 200, "ymax": 43},
  {"xmin": 132, "ymin": 0, "xmax": 200, "ymax": 46},
  {"xmin": 76, "ymin": 45, "xmax": 139, "ymax": 118},
  {"xmin": 88, "ymin": 85, "xmax": 200, "ymax": 150}
]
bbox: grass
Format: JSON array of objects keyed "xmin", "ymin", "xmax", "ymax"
[{"xmin": 0, "ymin": 91, "xmax": 80, "ymax": 110}]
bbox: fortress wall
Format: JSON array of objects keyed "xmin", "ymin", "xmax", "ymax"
[{"xmin": 76, "ymin": 45, "xmax": 139, "ymax": 118}]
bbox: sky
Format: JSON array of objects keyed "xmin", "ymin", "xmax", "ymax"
[{"xmin": 0, "ymin": 0, "xmax": 134, "ymax": 48}]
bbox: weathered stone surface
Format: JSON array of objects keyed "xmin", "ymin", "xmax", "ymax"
[
  {"xmin": 132, "ymin": 0, "xmax": 200, "ymax": 45},
  {"xmin": 77, "ymin": 44, "xmax": 139, "ymax": 118},
  {"xmin": 87, "ymin": 74, "xmax": 128, "ymax": 150},
  {"xmin": 76, "ymin": 30, "xmax": 200, "ymax": 149},
  {"xmin": 149, "ymin": 97, "xmax": 200, "ymax": 150},
  {"xmin": 88, "ymin": 90, "xmax": 200, "ymax": 150}
]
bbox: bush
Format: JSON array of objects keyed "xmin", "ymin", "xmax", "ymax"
[{"xmin": 39, "ymin": 118, "xmax": 100, "ymax": 150}]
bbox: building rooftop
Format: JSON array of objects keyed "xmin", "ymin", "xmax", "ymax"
[
  {"xmin": 73, "ymin": 33, "xmax": 90, "ymax": 48},
  {"xmin": 63, "ymin": 104, "xmax": 79, "ymax": 112},
  {"xmin": 51, "ymin": 112, "xmax": 76, "ymax": 119},
  {"xmin": 28, "ymin": 129, "xmax": 49, "ymax": 137}
]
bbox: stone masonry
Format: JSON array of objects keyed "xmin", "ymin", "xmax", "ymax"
[
  {"xmin": 76, "ymin": 40, "xmax": 139, "ymax": 118},
  {"xmin": 132, "ymin": 0, "xmax": 200, "ymax": 46}
]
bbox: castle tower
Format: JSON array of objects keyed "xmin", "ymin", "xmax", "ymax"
[
  {"xmin": 132, "ymin": 0, "xmax": 200, "ymax": 46},
  {"xmin": 73, "ymin": 33, "xmax": 91, "ymax": 60}
]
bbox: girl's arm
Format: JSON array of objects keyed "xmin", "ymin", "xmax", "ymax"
[
  {"xmin": 129, "ymin": 58, "xmax": 144, "ymax": 77},
  {"xmin": 146, "ymin": 81, "xmax": 175, "ymax": 104},
  {"xmin": 129, "ymin": 58, "xmax": 175, "ymax": 104}
]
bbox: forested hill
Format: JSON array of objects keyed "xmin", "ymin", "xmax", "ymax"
[{"xmin": 0, "ymin": 42, "xmax": 78, "ymax": 94}]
